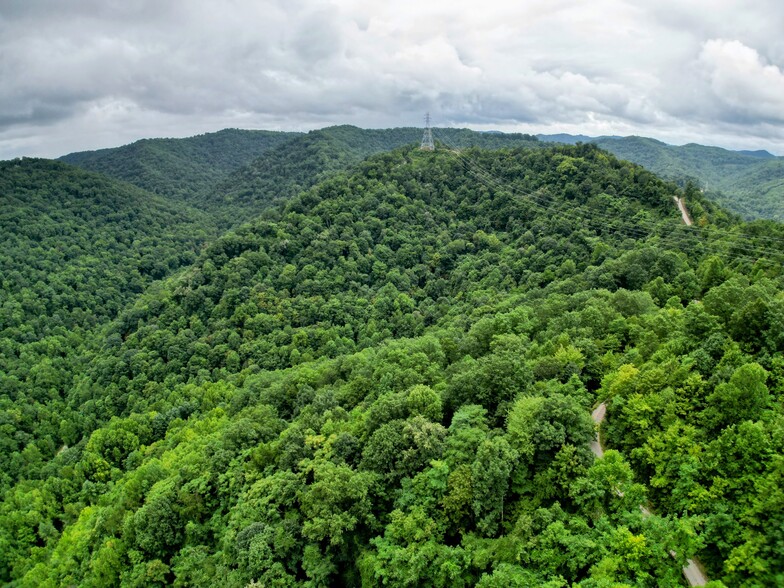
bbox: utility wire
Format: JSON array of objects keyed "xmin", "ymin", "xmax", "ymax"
[
  {"xmin": 428, "ymin": 130, "xmax": 782, "ymax": 264},
  {"xmin": 433, "ymin": 127, "xmax": 784, "ymax": 251},
  {"xmin": 431, "ymin": 129, "xmax": 784, "ymax": 264}
]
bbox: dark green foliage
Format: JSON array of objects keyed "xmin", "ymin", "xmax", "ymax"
[
  {"xmin": 60, "ymin": 128, "xmax": 300, "ymax": 202},
  {"xmin": 0, "ymin": 159, "xmax": 212, "ymax": 336},
  {"xmin": 2, "ymin": 138, "xmax": 783, "ymax": 587},
  {"xmin": 0, "ymin": 158, "xmax": 215, "ymax": 493}
]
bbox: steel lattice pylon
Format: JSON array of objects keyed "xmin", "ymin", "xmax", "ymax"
[{"xmin": 420, "ymin": 112, "xmax": 434, "ymax": 151}]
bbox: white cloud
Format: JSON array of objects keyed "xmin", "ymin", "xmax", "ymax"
[
  {"xmin": 698, "ymin": 39, "xmax": 784, "ymax": 123},
  {"xmin": 1, "ymin": 0, "xmax": 784, "ymax": 157}
]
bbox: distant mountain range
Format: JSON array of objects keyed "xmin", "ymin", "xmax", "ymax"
[
  {"xmin": 537, "ymin": 133, "xmax": 622, "ymax": 144},
  {"xmin": 537, "ymin": 133, "xmax": 777, "ymax": 159}
]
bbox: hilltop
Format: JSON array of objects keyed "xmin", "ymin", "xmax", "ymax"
[
  {"xmin": 201, "ymin": 125, "xmax": 540, "ymax": 223},
  {"xmin": 61, "ymin": 125, "xmax": 540, "ymax": 228}
]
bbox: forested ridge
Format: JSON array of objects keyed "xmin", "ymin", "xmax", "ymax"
[
  {"xmin": 540, "ymin": 133, "xmax": 784, "ymax": 222},
  {"xmin": 207, "ymin": 126, "xmax": 538, "ymax": 222},
  {"xmin": 62, "ymin": 126, "xmax": 540, "ymax": 228},
  {"xmin": 1, "ymin": 140, "xmax": 784, "ymax": 587},
  {"xmin": 63, "ymin": 125, "xmax": 784, "ymax": 225},
  {"xmin": 59, "ymin": 129, "xmax": 302, "ymax": 203}
]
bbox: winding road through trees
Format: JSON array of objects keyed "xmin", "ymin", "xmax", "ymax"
[{"xmin": 591, "ymin": 403, "xmax": 708, "ymax": 587}]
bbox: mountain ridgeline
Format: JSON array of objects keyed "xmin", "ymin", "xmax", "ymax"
[
  {"xmin": 59, "ymin": 129, "xmax": 302, "ymax": 202},
  {"xmin": 61, "ymin": 126, "xmax": 540, "ymax": 226},
  {"xmin": 63, "ymin": 126, "xmax": 784, "ymax": 224},
  {"xmin": 1, "ymin": 131, "xmax": 783, "ymax": 587}
]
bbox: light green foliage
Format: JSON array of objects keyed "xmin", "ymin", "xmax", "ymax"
[
  {"xmin": 407, "ymin": 384, "xmax": 443, "ymax": 422},
  {"xmin": 705, "ymin": 363, "xmax": 770, "ymax": 429},
  {"xmin": 476, "ymin": 563, "xmax": 566, "ymax": 587},
  {"xmin": 1, "ymin": 138, "xmax": 783, "ymax": 586},
  {"xmin": 299, "ymin": 459, "xmax": 377, "ymax": 546}
]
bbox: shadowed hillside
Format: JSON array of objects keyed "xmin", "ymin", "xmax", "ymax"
[{"xmin": 60, "ymin": 129, "xmax": 301, "ymax": 201}]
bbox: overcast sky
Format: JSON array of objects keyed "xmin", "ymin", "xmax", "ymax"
[{"xmin": 2, "ymin": 0, "xmax": 784, "ymax": 159}]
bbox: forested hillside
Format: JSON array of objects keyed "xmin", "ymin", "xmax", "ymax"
[
  {"xmin": 2, "ymin": 142, "xmax": 783, "ymax": 586},
  {"xmin": 0, "ymin": 159, "xmax": 218, "ymax": 500},
  {"xmin": 204, "ymin": 125, "xmax": 540, "ymax": 214},
  {"xmin": 0, "ymin": 158, "xmax": 218, "ymax": 338},
  {"xmin": 59, "ymin": 129, "xmax": 301, "ymax": 202},
  {"xmin": 62, "ymin": 126, "xmax": 540, "ymax": 227},
  {"xmin": 714, "ymin": 158, "xmax": 784, "ymax": 219},
  {"xmin": 540, "ymin": 133, "xmax": 784, "ymax": 221}
]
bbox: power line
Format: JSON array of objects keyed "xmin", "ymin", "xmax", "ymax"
[
  {"xmin": 420, "ymin": 113, "xmax": 435, "ymax": 151},
  {"xmin": 433, "ymin": 126, "xmax": 784, "ymax": 251},
  {"xmin": 430, "ymin": 128, "xmax": 784, "ymax": 266}
]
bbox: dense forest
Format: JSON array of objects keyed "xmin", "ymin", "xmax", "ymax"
[
  {"xmin": 59, "ymin": 129, "xmax": 301, "ymax": 203},
  {"xmin": 0, "ymin": 158, "xmax": 217, "ymax": 501},
  {"xmin": 2, "ymin": 135, "xmax": 784, "ymax": 586},
  {"xmin": 61, "ymin": 126, "xmax": 541, "ymax": 228},
  {"xmin": 540, "ymin": 134, "xmax": 784, "ymax": 222}
]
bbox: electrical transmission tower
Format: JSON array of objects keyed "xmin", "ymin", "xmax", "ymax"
[{"xmin": 420, "ymin": 112, "xmax": 434, "ymax": 151}]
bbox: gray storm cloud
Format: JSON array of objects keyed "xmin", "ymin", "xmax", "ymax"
[{"xmin": 1, "ymin": 0, "xmax": 784, "ymax": 158}]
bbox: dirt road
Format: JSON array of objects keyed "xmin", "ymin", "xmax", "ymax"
[
  {"xmin": 674, "ymin": 196, "xmax": 693, "ymax": 226},
  {"xmin": 591, "ymin": 402, "xmax": 708, "ymax": 586}
]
